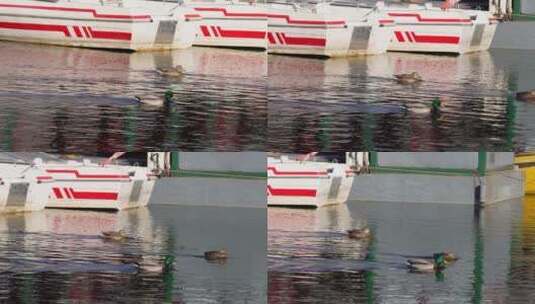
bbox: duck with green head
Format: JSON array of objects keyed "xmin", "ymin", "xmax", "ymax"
[{"xmin": 407, "ymin": 253, "xmax": 447, "ymax": 273}]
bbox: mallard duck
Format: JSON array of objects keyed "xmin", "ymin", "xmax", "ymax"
[
  {"xmin": 135, "ymin": 90, "xmax": 174, "ymax": 107},
  {"xmin": 156, "ymin": 65, "xmax": 184, "ymax": 78},
  {"xmin": 204, "ymin": 249, "xmax": 228, "ymax": 262},
  {"xmin": 516, "ymin": 90, "xmax": 535, "ymax": 102},
  {"xmin": 347, "ymin": 227, "xmax": 371, "ymax": 240},
  {"xmin": 407, "ymin": 253, "xmax": 446, "ymax": 273},
  {"xmin": 394, "ymin": 72, "xmax": 423, "ymax": 85},
  {"xmin": 100, "ymin": 230, "xmax": 129, "ymax": 242},
  {"xmin": 132, "ymin": 255, "xmax": 175, "ymax": 273},
  {"xmin": 443, "ymin": 252, "xmax": 459, "ymax": 263}
]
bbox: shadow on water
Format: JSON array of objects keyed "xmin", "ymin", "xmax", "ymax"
[
  {"xmin": 0, "ymin": 42, "xmax": 267, "ymax": 152},
  {"xmin": 0, "ymin": 205, "xmax": 266, "ymax": 303},
  {"xmin": 268, "ymin": 197, "xmax": 535, "ymax": 304},
  {"xmin": 268, "ymin": 49, "xmax": 535, "ymax": 151}
]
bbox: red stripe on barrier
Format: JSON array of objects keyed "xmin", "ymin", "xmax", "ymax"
[
  {"xmin": 281, "ymin": 35, "xmax": 326, "ymax": 47},
  {"xmin": 64, "ymin": 187, "xmax": 72, "ymax": 199},
  {"xmin": 0, "ymin": 21, "xmax": 70, "ymax": 36},
  {"xmin": 267, "ymin": 166, "xmax": 328, "ymax": 176},
  {"xmin": 73, "ymin": 26, "xmax": 82, "ymax": 38},
  {"xmin": 268, "ymin": 13, "xmax": 346, "ymax": 26},
  {"xmin": 211, "ymin": 25, "xmax": 219, "ymax": 37},
  {"xmin": 387, "ymin": 13, "xmax": 472, "ymax": 23},
  {"xmin": 46, "ymin": 169, "xmax": 129, "ymax": 179},
  {"xmin": 200, "ymin": 25, "xmax": 210, "ymax": 37},
  {"xmin": 70, "ymin": 189, "xmax": 119, "ymax": 200},
  {"xmin": 89, "ymin": 28, "xmax": 131, "ymax": 41},
  {"xmin": 267, "ymin": 32, "xmax": 276, "ymax": 44},
  {"xmin": 216, "ymin": 27, "xmax": 266, "ymax": 39},
  {"xmin": 0, "ymin": 4, "xmax": 151, "ymax": 20},
  {"xmin": 193, "ymin": 7, "xmax": 266, "ymax": 18},
  {"xmin": 82, "ymin": 26, "xmax": 91, "ymax": 38},
  {"xmin": 53, "ymin": 187, "xmax": 63, "ymax": 199},
  {"xmin": 412, "ymin": 33, "xmax": 460, "ymax": 44},
  {"xmin": 267, "ymin": 185, "xmax": 317, "ymax": 197},
  {"xmin": 394, "ymin": 31, "xmax": 405, "ymax": 42}
]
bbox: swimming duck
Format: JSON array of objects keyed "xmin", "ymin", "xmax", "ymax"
[
  {"xmin": 204, "ymin": 249, "xmax": 228, "ymax": 262},
  {"xmin": 443, "ymin": 252, "xmax": 459, "ymax": 263},
  {"xmin": 407, "ymin": 253, "xmax": 446, "ymax": 273},
  {"xmin": 394, "ymin": 72, "xmax": 423, "ymax": 85},
  {"xmin": 132, "ymin": 255, "xmax": 175, "ymax": 273},
  {"xmin": 516, "ymin": 90, "xmax": 535, "ymax": 102},
  {"xmin": 347, "ymin": 227, "xmax": 371, "ymax": 240},
  {"xmin": 100, "ymin": 230, "xmax": 129, "ymax": 242},
  {"xmin": 156, "ymin": 65, "xmax": 184, "ymax": 78},
  {"xmin": 135, "ymin": 90, "xmax": 174, "ymax": 107}
]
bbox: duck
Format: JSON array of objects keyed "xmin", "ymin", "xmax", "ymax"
[
  {"xmin": 100, "ymin": 230, "xmax": 129, "ymax": 242},
  {"xmin": 346, "ymin": 227, "xmax": 371, "ymax": 240},
  {"xmin": 516, "ymin": 90, "xmax": 535, "ymax": 102},
  {"xmin": 135, "ymin": 90, "xmax": 174, "ymax": 107},
  {"xmin": 156, "ymin": 65, "xmax": 184, "ymax": 78},
  {"xmin": 443, "ymin": 252, "xmax": 459, "ymax": 263},
  {"xmin": 407, "ymin": 253, "xmax": 446, "ymax": 273},
  {"xmin": 394, "ymin": 72, "xmax": 423, "ymax": 85},
  {"xmin": 204, "ymin": 249, "xmax": 228, "ymax": 262},
  {"xmin": 132, "ymin": 255, "xmax": 175, "ymax": 273}
]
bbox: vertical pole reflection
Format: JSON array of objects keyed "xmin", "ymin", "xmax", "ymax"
[
  {"xmin": 505, "ymin": 72, "xmax": 518, "ymax": 150},
  {"xmin": 1, "ymin": 109, "xmax": 16, "ymax": 151},
  {"xmin": 364, "ymin": 229, "xmax": 376, "ymax": 304},
  {"xmin": 123, "ymin": 107, "xmax": 137, "ymax": 151},
  {"xmin": 362, "ymin": 114, "xmax": 375, "ymax": 151},
  {"xmin": 472, "ymin": 207, "xmax": 484, "ymax": 304},
  {"xmin": 163, "ymin": 227, "xmax": 177, "ymax": 302}
]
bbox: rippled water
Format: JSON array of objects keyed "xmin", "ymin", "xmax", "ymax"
[
  {"xmin": 0, "ymin": 42, "xmax": 267, "ymax": 152},
  {"xmin": 268, "ymin": 196, "xmax": 535, "ymax": 304},
  {"xmin": 0, "ymin": 205, "xmax": 266, "ymax": 303},
  {"xmin": 268, "ymin": 49, "xmax": 535, "ymax": 151}
]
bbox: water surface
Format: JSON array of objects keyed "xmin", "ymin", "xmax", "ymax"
[
  {"xmin": 268, "ymin": 197, "xmax": 535, "ymax": 303},
  {"xmin": 0, "ymin": 42, "xmax": 267, "ymax": 152},
  {"xmin": 0, "ymin": 205, "xmax": 266, "ymax": 303},
  {"xmin": 268, "ymin": 49, "xmax": 535, "ymax": 151}
]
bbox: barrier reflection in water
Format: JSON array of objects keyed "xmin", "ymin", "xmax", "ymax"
[
  {"xmin": 268, "ymin": 49, "xmax": 535, "ymax": 151},
  {"xmin": 0, "ymin": 204, "xmax": 266, "ymax": 303},
  {"xmin": 268, "ymin": 198, "xmax": 535, "ymax": 304},
  {"xmin": 0, "ymin": 42, "xmax": 267, "ymax": 152}
]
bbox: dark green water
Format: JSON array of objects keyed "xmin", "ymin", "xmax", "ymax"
[
  {"xmin": 0, "ymin": 205, "xmax": 266, "ymax": 303},
  {"xmin": 0, "ymin": 42, "xmax": 267, "ymax": 152},
  {"xmin": 268, "ymin": 49, "xmax": 535, "ymax": 151},
  {"xmin": 269, "ymin": 197, "xmax": 535, "ymax": 303}
]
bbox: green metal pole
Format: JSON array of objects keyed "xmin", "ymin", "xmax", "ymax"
[
  {"xmin": 477, "ymin": 151, "xmax": 487, "ymax": 176},
  {"xmin": 513, "ymin": 0, "xmax": 521, "ymax": 15},
  {"xmin": 370, "ymin": 152, "xmax": 379, "ymax": 167},
  {"xmin": 171, "ymin": 152, "xmax": 180, "ymax": 176}
]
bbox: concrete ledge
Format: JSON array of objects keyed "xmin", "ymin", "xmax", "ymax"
[
  {"xmin": 492, "ymin": 21, "xmax": 535, "ymax": 50},
  {"xmin": 482, "ymin": 169, "xmax": 524, "ymax": 205},
  {"xmin": 350, "ymin": 170, "xmax": 524, "ymax": 205},
  {"xmin": 149, "ymin": 177, "xmax": 266, "ymax": 208}
]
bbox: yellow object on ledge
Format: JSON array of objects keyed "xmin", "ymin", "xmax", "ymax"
[{"xmin": 515, "ymin": 153, "xmax": 535, "ymax": 195}]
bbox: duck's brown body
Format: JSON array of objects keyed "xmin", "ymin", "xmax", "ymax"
[
  {"xmin": 204, "ymin": 250, "xmax": 228, "ymax": 262},
  {"xmin": 516, "ymin": 91, "xmax": 535, "ymax": 102},
  {"xmin": 347, "ymin": 227, "xmax": 371, "ymax": 240},
  {"xmin": 395, "ymin": 72, "xmax": 423, "ymax": 85}
]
